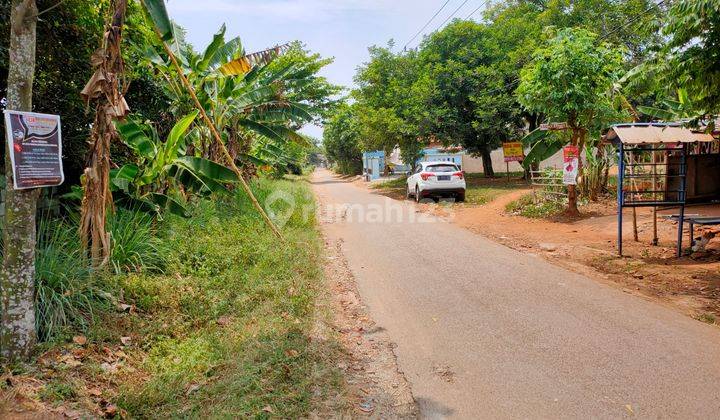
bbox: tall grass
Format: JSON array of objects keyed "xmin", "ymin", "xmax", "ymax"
[
  {"xmin": 34, "ymin": 218, "xmax": 105, "ymax": 342},
  {"xmin": 0, "ymin": 206, "xmax": 166, "ymax": 343},
  {"xmin": 108, "ymin": 207, "xmax": 165, "ymax": 274}
]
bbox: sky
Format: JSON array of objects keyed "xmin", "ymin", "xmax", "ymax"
[{"xmin": 166, "ymin": 0, "xmax": 487, "ymax": 139}]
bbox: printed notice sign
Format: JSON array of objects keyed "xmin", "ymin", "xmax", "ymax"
[
  {"xmin": 4, "ymin": 110, "xmax": 64, "ymax": 189},
  {"xmin": 502, "ymin": 142, "xmax": 524, "ymax": 162},
  {"xmin": 562, "ymin": 145, "xmax": 579, "ymax": 185}
]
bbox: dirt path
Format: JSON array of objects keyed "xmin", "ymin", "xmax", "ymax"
[
  {"xmin": 311, "ymin": 168, "xmax": 720, "ymax": 418},
  {"xmin": 449, "ymin": 189, "xmax": 720, "ymax": 320},
  {"xmin": 313, "ymin": 185, "xmax": 418, "ymax": 418}
]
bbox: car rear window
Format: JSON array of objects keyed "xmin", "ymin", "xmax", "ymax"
[{"xmin": 426, "ymin": 164, "xmax": 458, "ymax": 173}]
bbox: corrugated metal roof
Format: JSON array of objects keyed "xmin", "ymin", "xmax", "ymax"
[{"xmin": 606, "ymin": 123, "xmax": 714, "ymax": 145}]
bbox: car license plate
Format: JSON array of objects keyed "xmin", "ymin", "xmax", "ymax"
[{"xmin": 437, "ymin": 175, "xmax": 450, "ymax": 181}]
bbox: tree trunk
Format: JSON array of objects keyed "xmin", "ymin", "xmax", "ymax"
[
  {"xmin": 481, "ymin": 146, "xmax": 495, "ymax": 178},
  {"xmin": 1, "ymin": 0, "xmax": 39, "ymax": 362},
  {"xmin": 566, "ymin": 129, "xmax": 581, "ymax": 217}
]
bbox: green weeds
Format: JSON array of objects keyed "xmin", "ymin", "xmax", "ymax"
[{"xmin": 506, "ymin": 193, "xmax": 565, "ymax": 218}]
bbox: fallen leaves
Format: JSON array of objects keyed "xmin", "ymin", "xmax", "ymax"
[
  {"xmin": 72, "ymin": 335, "xmax": 87, "ymax": 346},
  {"xmin": 120, "ymin": 336, "xmax": 132, "ymax": 346}
]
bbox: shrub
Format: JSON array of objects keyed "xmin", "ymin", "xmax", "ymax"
[
  {"xmin": 34, "ymin": 218, "xmax": 109, "ymax": 342},
  {"xmin": 108, "ymin": 207, "xmax": 165, "ymax": 274}
]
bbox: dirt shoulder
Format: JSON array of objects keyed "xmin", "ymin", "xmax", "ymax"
[
  {"xmin": 312, "ymin": 200, "xmax": 418, "ymax": 418},
  {"xmin": 369, "ymin": 178, "xmax": 720, "ymax": 325}
]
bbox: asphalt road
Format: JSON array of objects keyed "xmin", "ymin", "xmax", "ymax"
[{"xmin": 311, "ymin": 169, "xmax": 720, "ymax": 419}]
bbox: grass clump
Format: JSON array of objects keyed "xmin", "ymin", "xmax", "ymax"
[
  {"xmin": 31, "ymin": 207, "xmax": 163, "ymax": 343},
  {"xmin": 371, "ymin": 176, "xmax": 407, "ymax": 190},
  {"xmin": 112, "ymin": 178, "xmax": 344, "ymax": 418},
  {"xmin": 506, "ymin": 193, "xmax": 565, "ymax": 218}
]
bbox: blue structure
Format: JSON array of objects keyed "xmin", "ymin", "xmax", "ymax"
[
  {"xmin": 362, "ymin": 150, "xmax": 385, "ymax": 180},
  {"xmin": 417, "ymin": 148, "xmax": 464, "ymax": 169}
]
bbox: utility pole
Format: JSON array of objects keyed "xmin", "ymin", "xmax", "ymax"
[{"xmin": 1, "ymin": 0, "xmax": 39, "ymax": 361}]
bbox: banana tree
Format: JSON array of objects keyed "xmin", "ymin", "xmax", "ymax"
[
  {"xmin": 143, "ymin": 23, "xmax": 315, "ymax": 166},
  {"xmin": 112, "ymin": 111, "xmax": 238, "ymax": 216},
  {"xmin": 637, "ymin": 89, "xmax": 706, "ymax": 124}
]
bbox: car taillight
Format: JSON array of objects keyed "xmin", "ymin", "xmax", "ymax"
[
  {"xmin": 420, "ymin": 172, "xmax": 433, "ymax": 181},
  {"xmin": 453, "ymin": 171, "xmax": 464, "ymax": 179}
]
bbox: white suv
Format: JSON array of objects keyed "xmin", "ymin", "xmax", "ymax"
[{"xmin": 406, "ymin": 161, "xmax": 466, "ymax": 202}]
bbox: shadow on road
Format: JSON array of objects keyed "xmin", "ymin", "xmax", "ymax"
[{"xmin": 415, "ymin": 397, "xmax": 455, "ymax": 418}]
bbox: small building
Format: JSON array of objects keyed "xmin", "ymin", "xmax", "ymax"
[{"xmin": 362, "ymin": 150, "xmax": 385, "ymax": 180}]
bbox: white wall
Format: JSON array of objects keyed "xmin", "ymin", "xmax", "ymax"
[{"xmin": 462, "ymin": 147, "xmax": 564, "ymax": 174}]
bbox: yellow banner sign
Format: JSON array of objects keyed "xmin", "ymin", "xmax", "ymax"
[{"xmin": 502, "ymin": 142, "xmax": 524, "ymax": 162}]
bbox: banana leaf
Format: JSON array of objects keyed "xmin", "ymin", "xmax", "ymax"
[
  {"xmin": 110, "ymin": 164, "xmax": 139, "ymax": 192},
  {"xmin": 146, "ymin": 192, "xmax": 189, "ymax": 217},
  {"xmin": 208, "ymin": 36, "xmax": 244, "ymax": 70},
  {"xmin": 164, "ymin": 111, "xmax": 199, "ymax": 163},
  {"xmin": 238, "ymin": 120, "xmax": 310, "ymax": 146},
  {"xmin": 198, "ymin": 24, "xmax": 226, "ymax": 71},
  {"xmin": 142, "ymin": 0, "xmax": 174, "ymax": 41},
  {"xmin": 238, "ymin": 153, "xmax": 269, "ymax": 166},
  {"xmin": 116, "ymin": 119, "xmax": 157, "ymax": 159},
  {"xmin": 522, "ymin": 136, "xmax": 565, "ymax": 169},
  {"xmin": 175, "ymin": 156, "xmax": 238, "ymax": 183},
  {"xmin": 521, "ymin": 128, "xmax": 550, "ymax": 147},
  {"xmin": 636, "ymin": 105, "xmax": 679, "ymax": 121},
  {"xmin": 170, "ymin": 165, "xmax": 227, "ymax": 195}
]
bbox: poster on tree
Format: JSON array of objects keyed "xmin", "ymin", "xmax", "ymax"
[
  {"xmin": 3, "ymin": 110, "xmax": 64, "ymax": 189},
  {"xmin": 562, "ymin": 145, "xmax": 579, "ymax": 185}
]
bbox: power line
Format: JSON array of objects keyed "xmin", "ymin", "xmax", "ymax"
[
  {"xmin": 434, "ymin": 0, "xmax": 472, "ymax": 32},
  {"xmin": 403, "ymin": 0, "xmax": 453, "ymax": 50},
  {"xmin": 465, "ymin": 0, "xmax": 491, "ymax": 19}
]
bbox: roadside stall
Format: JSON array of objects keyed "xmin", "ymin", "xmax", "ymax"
[{"xmin": 605, "ymin": 123, "xmax": 717, "ymax": 256}]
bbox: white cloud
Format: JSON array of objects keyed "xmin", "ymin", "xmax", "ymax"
[{"xmin": 167, "ymin": 0, "xmax": 398, "ymax": 22}]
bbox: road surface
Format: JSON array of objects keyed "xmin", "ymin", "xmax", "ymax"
[{"xmin": 311, "ymin": 169, "xmax": 720, "ymax": 419}]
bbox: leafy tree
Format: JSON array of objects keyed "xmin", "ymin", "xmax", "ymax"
[
  {"xmin": 144, "ymin": 24, "xmax": 319, "ymax": 176},
  {"xmin": 265, "ymin": 41, "xmax": 343, "ymax": 128},
  {"xmin": 323, "ymin": 103, "xmax": 362, "ymax": 175},
  {"xmin": 662, "ymin": 0, "xmax": 720, "ymax": 114},
  {"xmin": 353, "ymin": 44, "xmax": 426, "ymax": 172},
  {"xmin": 517, "ymin": 27, "xmax": 626, "ymax": 214},
  {"xmin": 419, "ymin": 20, "xmax": 523, "ymax": 177}
]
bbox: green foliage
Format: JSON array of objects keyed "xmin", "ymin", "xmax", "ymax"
[
  {"xmin": 323, "ymin": 104, "xmax": 363, "ymax": 174},
  {"xmin": 142, "ymin": 0, "xmax": 174, "ymax": 41},
  {"xmin": 108, "ymin": 208, "xmax": 165, "ymax": 275},
  {"xmin": 662, "ymin": 0, "xmax": 720, "ymax": 113},
  {"xmin": 506, "ymin": 193, "xmax": 565, "ymax": 219},
  {"xmin": 517, "ymin": 27, "xmax": 626, "ymax": 132},
  {"xmin": 114, "ymin": 179, "xmax": 343, "ymax": 417},
  {"xmin": 579, "ymin": 145, "xmax": 614, "ymax": 201},
  {"xmin": 113, "ymin": 112, "xmax": 239, "ymax": 215},
  {"xmin": 0, "ymin": 0, "xmax": 171, "ymax": 186},
  {"xmin": 353, "ymin": 44, "xmax": 427, "ymax": 166},
  {"xmin": 139, "ymin": 22, "xmax": 333, "ymax": 177},
  {"xmin": 264, "ymin": 41, "xmax": 344, "ymax": 127},
  {"xmin": 29, "ymin": 205, "xmax": 166, "ymax": 343},
  {"xmin": 637, "ymin": 89, "xmax": 706, "ymax": 122},
  {"xmin": 419, "ymin": 21, "xmax": 523, "ymax": 175},
  {"xmin": 33, "ymin": 217, "xmax": 101, "ymax": 342},
  {"xmin": 39, "ymin": 380, "xmax": 77, "ymax": 403}
]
